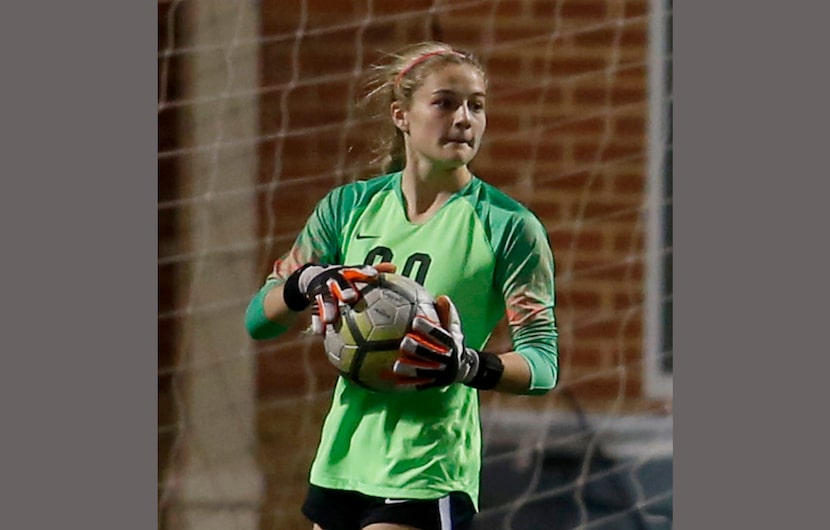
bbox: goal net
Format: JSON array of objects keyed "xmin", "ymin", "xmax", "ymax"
[{"xmin": 158, "ymin": 0, "xmax": 673, "ymax": 529}]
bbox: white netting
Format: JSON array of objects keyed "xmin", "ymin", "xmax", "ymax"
[{"xmin": 158, "ymin": 0, "xmax": 672, "ymax": 528}]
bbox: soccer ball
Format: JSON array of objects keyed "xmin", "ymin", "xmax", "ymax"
[{"xmin": 323, "ymin": 272, "xmax": 438, "ymax": 392}]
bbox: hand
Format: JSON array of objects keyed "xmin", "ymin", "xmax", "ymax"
[
  {"xmin": 393, "ymin": 295, "xmax": 483, "ymax": 390},
  {"xmin": 283, "ymin": 262, "xmax": 396, "ymax": 334}
]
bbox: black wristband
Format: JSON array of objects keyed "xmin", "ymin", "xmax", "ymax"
[
  {"xmin": 466, "ymin": 351, "xmax": 504, "ymax": 390},
  {"xmin": 282, "ymin": 264, "xmax": 313, "ymax": 312}
]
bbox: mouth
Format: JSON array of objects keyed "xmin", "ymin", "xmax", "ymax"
[{"xmin": 444, "ymin": 138, "xmax": 474, "ymax": 148}]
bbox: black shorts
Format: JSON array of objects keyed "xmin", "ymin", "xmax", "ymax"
[{"xmin": 301, "ymin": 484, "xmax": 476, "ymax": 530}]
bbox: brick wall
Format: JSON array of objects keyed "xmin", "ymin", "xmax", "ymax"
[{"xmin": 252, "ymin": 1, "xmax": 657, "ymax": 527}]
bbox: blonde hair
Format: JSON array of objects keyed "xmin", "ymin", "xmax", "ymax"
[{"xmin": 360, "ymin": 42, "xmax": 487, "ymax": 174}]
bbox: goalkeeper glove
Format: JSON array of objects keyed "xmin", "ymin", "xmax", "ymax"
[
  {"xmin": 282, "ymin": 263, "xmax": 392, "ymax": 334},
  {"xmin": 394, "ymin": 295, "xmax": 504, "ymax": 390}
]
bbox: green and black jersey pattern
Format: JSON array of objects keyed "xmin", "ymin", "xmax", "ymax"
[{"xmin": 255, "ymin": 171, "xmax": 558, "ymax": 508}]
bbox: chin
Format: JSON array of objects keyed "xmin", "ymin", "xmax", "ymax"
[
  {"xmin": 442, "ymin": 148, "xmax": 477, "ymax": 164},
  {"xmin": 435, "ymin": 159, "xmax": 472, "ymax": 173},
  {"xmin": 422, "ymin": 149, "xmax": 477, "ymax": 170}
]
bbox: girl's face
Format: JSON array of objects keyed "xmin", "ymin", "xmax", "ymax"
[{"xmin": 395, "ymin": 63, "xmax": 487, "ymax": 171}]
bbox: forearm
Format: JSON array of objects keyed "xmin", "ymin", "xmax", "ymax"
[
  {"xmin": 244, "ymin": 282, "xmax": 301, "ymax": 340},
  {"xmin": 492, "ymin": 352, "xmax": 533, "ymax": 394},
  {"xmin": 263, "ymin": 283, "xmax": 299, "ymax": 324},
  {"xmin": 487, "ymin": 344, "xmax": 558, "ymax": 395}
]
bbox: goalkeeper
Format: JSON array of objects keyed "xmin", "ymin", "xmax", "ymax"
[{"xmin": 245, "ymin": 41, "xmax": 558, "ymax": 530}]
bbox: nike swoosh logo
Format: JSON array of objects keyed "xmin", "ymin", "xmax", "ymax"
[
  {"xmin": 356, "ymin": 233, "xmax": 380, "ymax": 240},
  {"xmin": 384, "ymin": 498, "xmax": 408, "ymax": 504}
]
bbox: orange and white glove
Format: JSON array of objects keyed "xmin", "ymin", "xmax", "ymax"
[
  {"xmin": 394, "ymin": 295, "xmax": 504, "ymax": 391},
  {"xmin": 282, "ymin": 262, "xmax": 395, "ymax": 334}
]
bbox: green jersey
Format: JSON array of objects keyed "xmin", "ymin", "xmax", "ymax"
[{"xmin": 259, "ymin": 172, "xmax": 558, "ymax": 508}]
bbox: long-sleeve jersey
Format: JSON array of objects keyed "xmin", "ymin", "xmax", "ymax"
[{"xmin": 246, "ymin": 171, "xmax": 558, "ymax": 508}]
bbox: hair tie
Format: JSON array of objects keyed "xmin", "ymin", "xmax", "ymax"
[{"xmin": 394, "ymin": 50, "xmax": 466, "ymax": 87}]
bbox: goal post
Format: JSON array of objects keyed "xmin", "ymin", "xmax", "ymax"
[{"xmin": 159, "ymin": 1, "xmax": 263, "ymax": 529}]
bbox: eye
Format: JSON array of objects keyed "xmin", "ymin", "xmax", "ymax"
[
  {"xmin": 433, "ymin": 97, "xmax": 456, "ymax": 110},
  {"xmin": 469, "ymin": 100, "xmax": 485, "ymax": 113}
]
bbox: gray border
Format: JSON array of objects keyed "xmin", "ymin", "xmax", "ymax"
[
  {"xmin": 678, "ymin": 2, "xmax": 829, "ymax": 528},
  {"xmin": 1, "ymin": 3, "xmax": 153, "ymax": 529}
]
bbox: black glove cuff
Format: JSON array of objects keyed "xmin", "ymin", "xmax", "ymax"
[
  {"xmin": 466, "ymin": 351, "xmax": 504, "ymax": 390},
  {"xmin": 283, "ymin": 264, "xmax": 313, "ymax": 312}
]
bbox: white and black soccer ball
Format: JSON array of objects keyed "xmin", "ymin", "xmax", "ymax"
[{"xmin": 323, "ymin": 272, "xmax": 438, "ymax": 392}]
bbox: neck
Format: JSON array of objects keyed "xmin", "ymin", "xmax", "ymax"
[{"xmin": 400, "ymin": 161, "xmax": 472, "ymax": 223}]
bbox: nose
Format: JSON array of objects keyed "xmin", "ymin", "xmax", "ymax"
[{"xmin": 454, "ymin": 103, "xmax": 471, "ymax": 128}]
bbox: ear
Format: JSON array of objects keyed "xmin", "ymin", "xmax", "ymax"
[{"xmin": 390, "ymin": 101, "xmax": 408, "ymax": 133}]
